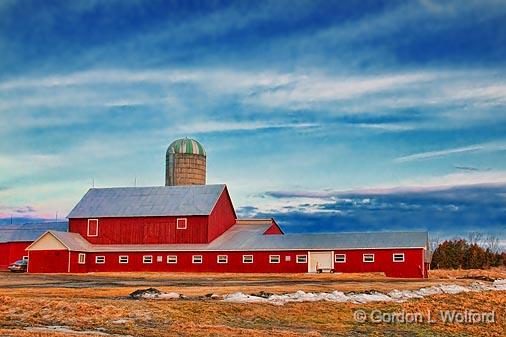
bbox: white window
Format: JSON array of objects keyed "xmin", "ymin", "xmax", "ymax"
[
  {"xmin": 192, "ymin": 255, "xmax": 203, "ymax": 264},
  {"xmin": 363, "ymin": 254, "xmax": 375, "ymax": 263},
  {"xmin": 143, "ymin": 255, "xmax": 153, "ymax": 264},
  {"xmin": 22, "ymin": 256, "xmax": 29, "ymax": 261},
  {"xmin": 335, "ymin": 254, "xmax": 346, "ymax": 263},
  {"xmin": 285, "ymin": 255, "xmax": 291, "ymax": 262},
  {"xmin": 296, "ymin": 255, "xmax": 307, "ymax": 263},
  {"xmin": 217, "ymin": 255, "xmax": 228, "ymax": 264},
  {"xmin": 95, "ymin": 256, "xmax": 105, "ymax": 264},
  {"xmin": 242, "ymin": 255, "xmax": 253, "ymax": 264},
  {"xmin": 119, "ymin": 256, "xmax": 129, "ymax": 264},
  {"xmin": 269, "ymin": 255, "xmax": 280, "ymax": 263},
  {"xmin": 167, "ymin": 255, "xmax": 178, "ymax": 264},
  {"xmin": 157, "ymin": 256, "xmax": 163, "ymax": 262},
  {"xmin": 176, "ymin": 218, "xmax": 187, "ymax": 229},
  {"xmin": 87, "ymin": 219, "xmax": 99, "ymax": 237},
  {"xmin": 393, "ymin": 253, "xmax": 405, "ymax": 262},
  {"xmin": 78, "ymin": 253, "xmax": 86, "ymax": 264}
]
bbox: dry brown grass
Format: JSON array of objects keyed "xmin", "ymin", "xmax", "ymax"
[{"xmin": 0, "ymin": 269, "xmax": 504, "ymax": 337}]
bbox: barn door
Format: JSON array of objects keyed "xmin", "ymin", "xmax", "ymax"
[{"xmin": 308, "ymin": 251, "xmax": 334, "ymax": 273}]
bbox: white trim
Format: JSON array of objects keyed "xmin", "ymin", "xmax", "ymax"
[
  {"xmin": 217, "ymin": 255, "xmax": 228, "ymax": 264},
  {"xmin": 192, "ymin": 255, "xmax": 203, "ymax": 264},
  {"xmin": 26, "ymin": 231, "xmax": 71, "ymax": 251},
  {"xmin": 87, "ymin": 219, "xmax": 99, "ymax": 237},
  {"xmin": 119, "ymin": 255, "xmax": 129, "ymax": 264},
  {"xmin": 95, "ymin": 256, "xmax": 105, "ymax": 264},
  {"xmin": 167, "ymin": 255, "xmax": 178, "ymax": 264},
  {"xmin": 78, "ymin": 253, "xmax": 86, "ymax": 264},
  {"xmin": 269, "ymin": 255, "xmax": 280, "ymax": 264},
  {"xmin": 363, "ymin": 253, "xmax": 375, "ymax": 263},
  {"xmin": 335, "ymin": 254, "xmax": 346, "ymax": 263},
  {"xmin": 242, "ymin": 255, "xmax": 253, "ymax": 264},
  {"xmin": 143, "ymin": 255, "xmax": 153, "ymax": 264},
  {"xmin": 65, "ymin": 246, "xmax": 427, "ymax": 253},
  {"xmin": 296, "ymin": 255, "xmax": 307, "ymax": 263},
  {"xmin": 26, "ymin": 251, "xmax": 30, "ymax": 273},
  {"xmin": 393, "ymin": 253, "xmax": 405, "ymax": 262},
  {"xmin": 176, "ymin": 218, "xmax": 187, "ymax": 230},
  {"xmin": 68, "ymin": 251, "xmax": 71, "ymax": 273}
]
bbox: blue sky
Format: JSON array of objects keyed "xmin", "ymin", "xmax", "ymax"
[{"xmin": 0, "ymin": 1, "xmax": 505, "ymax": 244}]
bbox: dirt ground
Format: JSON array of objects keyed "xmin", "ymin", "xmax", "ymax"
[{"xmin": 0, "ymin": 269, "xmax": 504, "ymax": 337}]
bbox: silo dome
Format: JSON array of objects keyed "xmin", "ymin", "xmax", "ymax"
[
  {"xmin": 165, "ymin": 138, "xmax": 206, "ymax": 186},
  {"xmin": 167, "ymin": 138, "xmax": 206, "ymax": 156}
]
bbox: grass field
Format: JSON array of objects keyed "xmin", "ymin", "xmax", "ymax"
[{"xmin": 0, "ymin": 269, "xmax": 504, "ymax": 337}]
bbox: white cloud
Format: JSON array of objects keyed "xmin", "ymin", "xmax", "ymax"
[
  {"xmin": 394, "ymin": 142, "xmax": 506, "ymax": 163},
  {"xmin": 174, "ymin": 120, "xmax": 318, "ymax": 134}
]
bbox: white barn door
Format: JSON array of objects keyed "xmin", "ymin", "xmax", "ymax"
[{"xmin": 308, "ymin": 251, "xmax": 334, "ymax": 272}]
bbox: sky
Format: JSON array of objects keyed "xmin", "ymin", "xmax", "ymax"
[{"xmin": 0, "ymin": 0, "xmax": 505, "ymax": 246}]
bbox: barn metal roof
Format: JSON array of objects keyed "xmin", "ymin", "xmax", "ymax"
[
  {"xmin": 0, "ymin": 222, "xmax": 68, "ymax": 243},
  {"xmin": 34, "ymin": 224, "xmax": 428, "ymax": 252},
  {"xmin": 67, "ymin": 184, "xmax": 228, "ymax": 218}
]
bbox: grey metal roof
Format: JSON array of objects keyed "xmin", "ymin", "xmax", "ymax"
[
  {"xmin": 39, "ymin": 224, "xmax": 428, "ymax": 252},
  {"xmin": 67, "ymin": 184, "xmax": 228, "ymax": 218},
  {"xmin": 0, "ymin": 222, "xmax": 68, "ymax": 243}
]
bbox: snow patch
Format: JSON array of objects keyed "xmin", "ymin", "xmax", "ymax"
[{"xmin": 221, "ymin": 281, "xmax": 506, "ymax": 305}]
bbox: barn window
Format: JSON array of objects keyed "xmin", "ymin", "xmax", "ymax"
[
  {"xmin": 285, "ymin": 255, "xmax": 291, "ymax": 262},
  {"xmin": 393, "ymin": 253, "xmax": 405, "ymax": 262},
  {"xmin": 22, "ymin": 256, "xmax": 29, "ymax": 261},
  {"xmin": 143, "ymin": 256, "xmax": 153, "ymax": 264},
  {"xmin": 335, "ymin": 254, "xmax": 346, "ymax": 263},
  {"xmin": 242, "ymin": 255, "xmax": 253, "ymax": 264},
  {"xmin": 157, "ymin": 256, "xmax": 163, "ymax": 262},
  {"xmin": 217, "ymin": 255, "xmax": 228, "ymax": 264},
  {"xmin": 269, "ymin": 255, "xmax": 280, "ymax": 263},
  {"xmin": 87, "ymin": 219, "xmax": 99, "ymax": 237},
  {"xmin": 78, "ymin": 253, "xmax": 86, "ymax": 264},
  {"xmin": 363, "ymin": 254, "xmax": 375, "ymax": 263},
  {"xmin": 95, "ymin": 256, "xmax": 105, "ymax": 264},
  {"xmin": 176, "ymin": 218, "xmax": 187, "ymax": 229},
  {"xmin": 192, "ymin": 255, "xmax": 203, "ymax": 264},
  {"xmin": 167, "ymin": 255, "xmax": 178, "ymax": 264},
  {"xmin": 296, "ymin": 255, "xmax": 307, "ymax": 263},
  {"xmin": 119, "ymin": 256, "xmax": 129, "ymax": 264}
]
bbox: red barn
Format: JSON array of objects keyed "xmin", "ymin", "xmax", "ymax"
[
  {"xmin": 27, "ymin": 184, "xmax": 430, "ymax": 278},
  {"xmin": 0, "ymin": 222, "xmax": 68, "ymax": 270}
]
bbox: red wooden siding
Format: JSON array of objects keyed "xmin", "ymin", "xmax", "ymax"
[
  {"xmin": 45, "ymin": 248, "xmax": 427, "ymax": 278},
  {"xmin": 0, "ymin": 242, "xmax": 31, "ymax": 269},
  {"xmin": 69, "ymin": 215, "xmax": 209, "ymax": 244},
  {"xmin": 28, "ymin": 250, "xmax": 69, "ymax": 273},
  {"xmin": 207, "ymin": 187, "xmax": 237, "ymax": 242},
  {"xmin": 263, "ymin": 223, "xmax": 284, "ymax": 235},
  {"xmin": 332, "ymin": 248, "xmax": 424, "ymax": 278}
]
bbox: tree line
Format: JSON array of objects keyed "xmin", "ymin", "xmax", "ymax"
[{"xmin": 430, "ymin": 233, "xmax": 505, "ymax": 269}]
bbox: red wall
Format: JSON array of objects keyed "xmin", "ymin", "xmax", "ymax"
[
  {"xmin": 207, "ymin": 187, "xmax": 236, "ymax": 242},
  {"xmin": 69, "ymin": 215, "xmax": 209, "ymax": 244},
  {"xmin": 59, "ymin": 248, "xmax": 425, "ymax": 278},
  {"xmin": 0, "ymin": 242, "xmax": 30, "ymax": 269},
  {"xmin": 28, "ymin": 250, "xmax": 69, "ymax": 273},
  {"xmin": 263, "ymin": 223, "xmax": 284, "ymax": 235},
  {"xmin": 332, "ymin": 248, "xmax": 425, "ymax": 278}
]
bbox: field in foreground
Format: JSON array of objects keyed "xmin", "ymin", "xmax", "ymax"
[{"xmin": 0, "ymin": 269, "xmax": 504, "ymax": 337}]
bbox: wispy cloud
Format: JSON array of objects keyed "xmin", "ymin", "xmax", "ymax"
[
  {"xmin": 174, "ymin": 120, "xmax": 318, "ymax": 134},
  {"xmin": 394, "ymin": 142, "xmax": 506, "ymax": 163}
]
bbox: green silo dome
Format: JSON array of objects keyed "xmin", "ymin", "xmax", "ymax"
[{"xmin": 167, "ymin": 138, "xmax": 206, "ymax": 156}]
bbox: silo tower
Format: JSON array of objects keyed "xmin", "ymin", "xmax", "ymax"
[{"xmin": 165, "ymin": 138, "xmax": 206, "ymax": 186}]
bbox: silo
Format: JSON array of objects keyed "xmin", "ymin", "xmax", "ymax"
[{"xmin": 165, "ymin": 138, "xmax": 206, "ymax": 186}]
